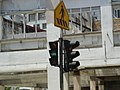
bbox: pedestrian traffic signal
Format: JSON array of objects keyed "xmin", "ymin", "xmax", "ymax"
[
  {"xmin": 64, "ymin": 40, "xmax": 80, "ymax": 72},
  {"xmin": 49, "ymin": 41, "xmax": 58, "ymax": 67}
]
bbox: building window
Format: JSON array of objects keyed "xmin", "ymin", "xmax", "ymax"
[
  {"xmin": 29, "ymin": 13, "xmax": 35, "ymax": 22},
  {"xmin": 38, "ymin": 13, "xmax": 45, "ymax": 20},
  {"xmin": 113, "ymin": 4, "xmax": 120, "ymax": 31},
  {"xmin": 91, "ymin": 7, "xmax": 101, "ymax": 31},
  {"xmin": 112, "ymin": 3, "xmax": 120, "ymax": 46},
  {"xmin": 81, "ymin": 7, "xmax": 91, "ymax": 32},
  {"xmin": 37, "ymin": 24, "xmax": 40, "ymax": 29},
  {"xmin": 14, "ymin": 15, "xmax": 24, "ymax": 34},
  {"xmin": 2, "ymin": 12, "xmax": 46, "ymax": 39},
  {"xmin": 67, "ymin": 7, "xmax": 101, "ymax": 34},
  {"xmin": 42, "ymin": 23, "xmax": 47, "ymax": 29},
  {"xmin": 114, "ymin": 9, "xmax": 120, "ymax": 18},
  {"xmin": 3, "ymin": 15, "xmax": 13, "ymax": 39}
]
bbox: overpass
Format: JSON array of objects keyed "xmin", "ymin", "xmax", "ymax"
[{"xmin": 0, "ymin": 0, "xmax": 120, "ymax": 90}]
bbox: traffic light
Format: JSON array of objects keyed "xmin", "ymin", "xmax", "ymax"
[
  {"xmin": 64, "ymin": 40, "xmax": 80, "ymax": 72},
  {"xmin": 49, "ymin": 41, "xmax": 58, "ymax": 67}
]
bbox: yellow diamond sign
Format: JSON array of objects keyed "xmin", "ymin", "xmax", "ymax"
[{"xmin": 54, "ymin": 1, "xmax": 69, "ymax": 30}]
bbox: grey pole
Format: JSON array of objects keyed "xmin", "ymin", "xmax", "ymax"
[
  {"xmin": 59, "ymin": 29, "xmax": 63, "ymax": 90},
  {"xmin": 59, "ymin": 0, "xmax": 64, "ymax": 90}
]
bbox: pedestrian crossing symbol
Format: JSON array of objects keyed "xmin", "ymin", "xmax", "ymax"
[{"xmin": 54, "ymin": 1, "xmax": 69, "ymax": 30}]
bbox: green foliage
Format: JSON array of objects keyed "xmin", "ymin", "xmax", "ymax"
[
  {"xmin": 15, "ymin": 87, "xmax": 19, "ymax": 90},
  {"xmin": 5, "ymin": 87, "xmax": 11, "ymax": 90}
]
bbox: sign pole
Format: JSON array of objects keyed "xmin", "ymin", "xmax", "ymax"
[
  {"xmin": 59, "ymin": 1, "xmax": 63, "ymax": 90},
  {"xmin": 59, "ymin": 33, "xmax": 63, "ymax": 90},
  {"xmin": 54, "ymin": 0, "xmax": 69, "ymax": 89}
]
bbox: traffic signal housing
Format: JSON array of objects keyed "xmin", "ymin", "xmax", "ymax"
[
  {"xmin": 64, "ymin": 40, "xmax": 80, "ymax": 72},
  {"xmin": 49, "ymin": 41, "xmax": 58, "ymax": 67}
]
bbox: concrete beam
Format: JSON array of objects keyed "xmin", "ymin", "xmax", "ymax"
[
  {"xmin": 0, "ymin": 76, "xmax": 47, "ymax": 84},
  {"xmin": 0, "ymin": 71, "xmax": 47, "ymax": 80},
  {"xmin": 1, "ymin": 0, "xmax": 52, "ymax": 12},
  {"xmin": 0, "ymin": 72, "xmax": 47, "ymax": 87}
]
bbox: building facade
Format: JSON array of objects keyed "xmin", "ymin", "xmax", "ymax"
[{"xmin": 0, "ymin": 0, "xmax": 120, "ymax": 90}]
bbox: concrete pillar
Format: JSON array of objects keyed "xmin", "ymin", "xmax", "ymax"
[
  {"xmin": 46, "ymin": 1, "xmax": 61, "ymax": 90},
  {"xmin": 98, "ymin": 81, "xmax": 104, "ymax": 90},
  {"xmin": 63, "ymin": 73, "xmax": 69, "ymax": 90},
  {"xmin": 101, "ymin": 0, "xmax": 113, "ymax": 51},
  {"xmin": 0, "ymin": 16, "xmax": 2, "ymax": 39},
  {"xmin": 34, "ymin": 87, "xmax": 42, "ymax": 90},
  {"xmin": 0, "ymin": 85, "xmax": 4, "ymax": 90},
  {"xmin": 0, "ymin": 16, "xmax": 3, "ymax": 51},
  {"xmin": 73, "ymin": 71, "xmax": 81, "ymax": 90},
  {"xmin": 47, "ymin": 65, "xmax": 60, "ymax": 90},
  {"xmin": 90, "ymin": 77, "xmax": 96, "ymax": 90},
  {"xmin": 46, "ymin": 10, "xmax": 61, "ymax": 90}
]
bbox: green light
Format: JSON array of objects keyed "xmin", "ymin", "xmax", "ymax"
[
  {"xmin": 51, "ymin": 52, "xmax": 57, "ymax": 56},
  {"xmin": 50, "ymin": 50, "xmax": 58, "ymax": 58}
]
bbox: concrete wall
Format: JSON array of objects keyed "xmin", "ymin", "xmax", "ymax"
[
  {"xmin": 0, "ymin": 49, "xmax": 48, "ymax": 73},
  {"xmin": 1, "ymin": 37, "xmax": 47, "ymax": 51}
]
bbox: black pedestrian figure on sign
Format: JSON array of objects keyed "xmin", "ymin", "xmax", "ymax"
[{"xmin": 59, "ymin": 5, "xmax": 65, "ymax": 21}]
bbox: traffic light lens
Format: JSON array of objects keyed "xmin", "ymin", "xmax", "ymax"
[
  {"xmin": 70, "ymin": 51, "xmax": 80, "ymax": 59},
  {"xmin": 49, "ymin": 50, "xmax": 58, "ymax": 57},
  {"xmin": 49, "ymin": 41, "xmax": 58, "ymax": 67},
  {"xmin": 69, "ymin": 61, "xmax": 80, "ymax": 70}
]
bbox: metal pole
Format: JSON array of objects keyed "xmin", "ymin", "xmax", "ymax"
[
  {"xmin": 59, "ymin": 1, "xmax": 63, "ymax": 90},
  {"xmin": 59, "ymin": 29, "xmax": 63, "ymax": 90}
]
